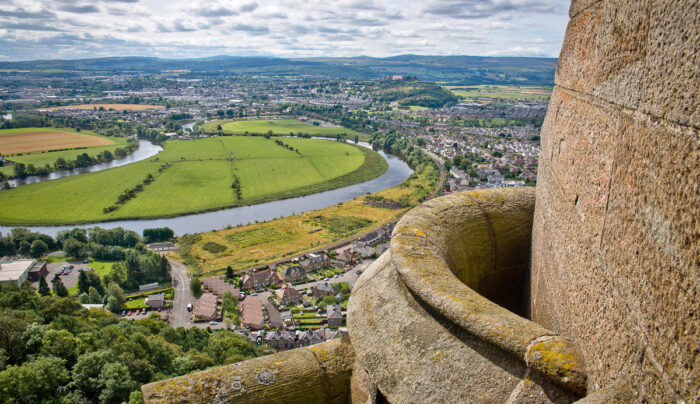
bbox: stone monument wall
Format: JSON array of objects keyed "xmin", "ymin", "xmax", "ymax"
[{"xmin": 531, "ymin": 0, "xmax": 698, "ymax": 401}]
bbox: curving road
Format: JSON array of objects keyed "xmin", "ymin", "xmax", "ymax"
[{"xmin": 168, "ymin": 258, "xmax": 194, "ymax": 328}]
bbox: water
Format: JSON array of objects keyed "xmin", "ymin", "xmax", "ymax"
[
  {"xmin": 8, "ymin": 141, "xmax": 163, "ymax": 187},
  {"xmin": 0, "ymin": 141, "xmax": 413, "ymax": 237}
]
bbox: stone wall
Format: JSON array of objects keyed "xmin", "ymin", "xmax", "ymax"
[{"xmin": 530, "ymin": 0, "xmax": 698, "ymax": 402}]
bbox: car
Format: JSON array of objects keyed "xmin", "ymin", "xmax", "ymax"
[
  {"xmin": 83, "ymin": 259, "xmax": 90, "ymax": 264},
  {"xmin": 126, "ymin": 311, "xmax": 132, "ymax": 316},
  {"xmin": 251, "ymin": 293, "xmax": 258, "ymax": 296},
  {"xmin": 68, "ymin": 265, "xmax": 74, "ymax": 269},
  {"xmin": 141, "ymin": 308, "xmax": 147, "ymax": 315},
  {"xmin": 121, "ymin": 310, "xmax": 126, "ymax": 316},
  {"xmin": 157, "ymin": 307, "xmax": 161, "ymax": 312},
  {"xmin": 209, "ymin": 321, "xmax": 218, "ymax": 325},
  {"xmin": 323, "ymin": 277, "xmax": 329, "ymax": 281},
  {"xmin": 333, "ymin": 275, "xmax": 339, "ymax": 278},
  {"xmin": 187, "ymin": 303, "xmax": 193, "ymax": 312}
]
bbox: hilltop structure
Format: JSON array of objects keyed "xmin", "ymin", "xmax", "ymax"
[{"xmin": 141, "ymin": 0, "xmax": 698, "ymax": 402}]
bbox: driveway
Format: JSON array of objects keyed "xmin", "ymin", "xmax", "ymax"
[
  {"xmin": 33, "ymin": 260, "xmax": 90, "ymax": 291},
  {"xmin": 168, "ymin": 258, "xmax": 195, "ymax": 328}
]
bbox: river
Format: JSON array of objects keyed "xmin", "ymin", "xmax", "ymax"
[
  {"xmin": 8, "ymin": 140, "xmax": 163, "ymax": 187},
  {"xmin": 0, "ymin": 141, "xmax": 412, "ymax": 237}
]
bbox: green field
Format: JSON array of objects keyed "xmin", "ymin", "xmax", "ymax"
[
  {"xmin": 446, "ymin": 85, "xmax": 552, "ymax": 101},
  {"xmin": 0, "ymin": 128, "xmax": 128, "ymax": 177},
  {"xmin": 0, "ymin": 136, "xmax": 387, "ymax": 225},
  {"xmin": 200, "ymin": 119, "xmax": 369, "ymax": 141}
]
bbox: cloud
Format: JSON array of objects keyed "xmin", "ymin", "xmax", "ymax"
[
  {"xmin": 229, "ymin": 23, "xmax": 270, "ymax": 35},
  {"xmin": 0, "ymin": 8, "xmax": 56, "ymax": 19},
  {"xmin": 58, "ymin": 5, "xmax": 101, "ymax": 14},
  {"xmin": 196, "ymin": 7, "xmax": 238, "ymax": 17},
  {"xmin": 238, "ymin": 2, "xmax": 258, "ymax": 13},
  {"xmin": 424, "ymin": 0, "xmax": 565, "ymax": 19},
  {"xmin": 0, "ymin": 22, "xmax": 64, "ymax": 32}
]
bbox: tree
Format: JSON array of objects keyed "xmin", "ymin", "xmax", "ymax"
[
  {"xmin": 98, "ymin": 362, "xmax": 140, "ymax": 404},
  {"xmin": 63, "ymin": 237, "xmax": 84, "ymax": 259},
  {"xmin": 190, "ymin": 277, "xmax": 202, "ymax": 297},
  {"xmin": 225, "ymin": 266, "xmax": 234, "ymax": 281},
  {"xmin": 0, "ymin": 356, "xmax": 70, "ymax": 403},
  {"xmin": 77, "ymin": 270, "xmax": 89, "ymax": 295},
  {"xmin": 79, "ymin": 292, "xmax": 91, "ymax": 304},
  {"xmin": 354, "ymin": 135, "xmax": 359, "ymax": 144},
  {"xmin": 52, "ymin": 275, "xmax": 69, "ymax": 297},
  {"xmin": 88, "ymin": 286, "xmax": 102, "ymax": 304},
  {"xmin": 105, "ymin": 284, "xmax": 125, "ymax": 312},
  {"xmin": 29, "ymin": 239, "xmax": 48, "ymax": 258},
  {"xmin": 38, "ymin": 275, "xmax": 50, "ymax": 296}
]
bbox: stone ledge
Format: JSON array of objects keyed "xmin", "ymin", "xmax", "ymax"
[{"xmin": 141, "ymin": 337, "xmax": 354, "ymax": 404}]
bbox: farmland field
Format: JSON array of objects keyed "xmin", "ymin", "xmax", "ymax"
[
  {"xmin": 0, "ymin": 127, "xmax": 116, "ymax": 154},
  {"xmin": 0, "ymin": 129, "xmax": 129, "ymax": 177},
  {"xmin": 200, "ymin": 119, "xmax": 369, "ymax": 141},
  {"xmin": 45, "ymin": 104, "xmax": 164, "ymax": 111},
  {"xmin": 446, "ymin": 85, "xmax": 552, "ymax": 101},
  {"xmin": 0, "ymin": 136, "xmax": 387, "ymax": 225}
]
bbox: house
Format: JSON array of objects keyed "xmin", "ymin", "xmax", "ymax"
[
  {"xmin": 265, "ymin": 330, "xmax": 296, "ymax": 350},
  {"xmin": 327, "ymin": 305, "xmax": 343, "ymax": 327},
  {"xmin": 241, "ymin": 268, "xmax": 283, "ymax": 291},
  {"xmin": 147, "ymin": 293, "xmax": 165, "ymax": 309},
  {"xmin": 28, "ymin": 261, "xmax": 47, "ymax": 282},
  {"xmin": 297, "ymin": 329, "xmax": 323, "ymax": 347},
  {"xmin": 281, "ymin": 266, "xmax": 306, "ymax": 282},
  {"xmin": 193, "ymin": 293, "xmax": 218, "ymax": 321},
  {"xmin": 147, "ymin": 242, "xmax": 176, "ymax": 252},
  {"xmin": 300, "ymin": 253, "xmax": 329, "ymax": 272},
  {"xmin": 275, "ymin": 284, "xmax": 302, "ymax": 305},
  {"xmin": 0, "ymin": 259, "xmax": 36, "ymax": 286},
  {"xmin": 240, "ymin": 296, "xmax": 265, "ymax": 330},
  {"xmin": 335, "ymin": 250, "xmax": 354, "ymax": 266},
  {"xmin": 203, "ymin": 276, "xmax": 241, "ymax": 299},
  {"xmin": 312, "ymin": 282, "xmax": 338, "ymax": 298}
]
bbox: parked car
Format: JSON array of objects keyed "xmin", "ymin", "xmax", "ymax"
[
  {"xmin": 121, "ymin": 310, "xmax": 126, "ymax": 316},
  {"xmin": 68, "ymin": 265, "xmax": 74, "ymax": 269},
  {"xmin": 187, "ymin": 303, "xmax": 193, "ymax": 312},
  {"xmin": 126, "ymin": 311, "xmax": 132, "ymax": 316},
  {"xmin": 251, "ymin": 293, "xmax": 258, "ymax": 296},
  {"xmin": 141, "ymin": 308, "xmax": 147, "ymax": 315},
  {"xmin": 209, "ymin": 321, "xmax": 218, "ymax": 325},
  {"xmin": 157, "ymin": 307, "xmax": 162, "ymax": 312},
  {"xmin": 83, "ymin": 259, "xmax": 90, "ymax": 264}
]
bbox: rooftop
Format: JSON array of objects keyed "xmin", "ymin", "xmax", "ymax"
[{"xmin": 0, "ymin": 259, "xmax": 35, "ymax": 282}]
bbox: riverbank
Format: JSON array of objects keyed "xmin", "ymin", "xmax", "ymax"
[{"xmin": 173, "ymin": 158, "xmax": 441, "ymax": 273}]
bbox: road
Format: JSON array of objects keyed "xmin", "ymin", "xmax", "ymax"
[{"xmin": 168, "ymin": 258, "xmax": 194, "ymax": 328}]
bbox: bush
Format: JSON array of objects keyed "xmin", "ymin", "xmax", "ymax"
[{"xmin": 202, "ymin": 242, "xmax": 226, "ymax": 254}]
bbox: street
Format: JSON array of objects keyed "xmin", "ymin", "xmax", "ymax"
[{"xmin": 167, "ymin": 258, "xmax": 194, "ymax": 328}]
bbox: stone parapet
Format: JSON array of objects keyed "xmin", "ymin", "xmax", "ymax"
[
  {"xmin": 141, "ymin": 337, "xmax": 354, "ymax": 404},
  {"xmin": 348, "ymin": 188, "xmax": 587, "ymax": 403}
]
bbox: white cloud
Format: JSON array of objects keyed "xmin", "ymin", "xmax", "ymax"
[{"xmin": 0, "ymin": 0, "xmax": 570, "ymax": 60}]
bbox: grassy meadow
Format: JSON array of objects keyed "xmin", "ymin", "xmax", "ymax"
[
  {"xmin": 174, "ymin": 161, "xmax": 440, "ymax": 273},
  {"xmin": 200, "ymin": 119, "xmax": 369, "ymax": 141},
  {"xmin": 0, "ymin": 136, "xmax": 386, "ymax": 225},
  {"xmin": 0, "ymin": 128, "xmax": 127, "ymax": 177},
  {"xmin": 446, "ymin": 85, "xmax": 552, "ymax": 101}
]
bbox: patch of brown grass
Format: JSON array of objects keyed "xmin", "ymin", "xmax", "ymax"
[{"xmin": 0, "ymin": 130, "xmax": 115, "ymax": 154}]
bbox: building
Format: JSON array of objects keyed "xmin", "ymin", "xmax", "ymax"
[
  {"xmin": 240, "ymin": 296, "xmax": 264, "ymax": 330},
  {"xmin": 147, "ymin": 293, "xmax": 165, "ymax": 309},
  {"xmin": 28, "ymin": 261, "xmax": 47, "ymax": 282},
  {"xmin": 275, "ymin": 284, "xmax": 302, "ymax": 305},
  {"xmin": 202, "ymin": 276, "xmax": 241, "ymax": 299},
  {"xmin": 0, "ymin": 259, "xmax": 36, "ymax": 286},
  {"xmin": 326, "ymin": 305, "xmax": 343, "ymax": 327},
  {"xmin": 297, "ymin": 329, "xmax": 323, "ymax": 347},
  {"xmin": 264, "ymin": 330, "xmax": 296, "ymax": 350},
  {"xmin": 139, "ymin": 282, "xmax": 160, "ymax": 292},
  {"xmin": 147, "ymin": 242, "xmax": 176, "ymax": 252},
  {"xmin": 300, "ymin": 253, "xmax": 329, "ymax": 272},
  {"xmin": 281, "ymin": 266, "xmax": 306, "ymax": 282},
  {"xmin": 240, "ymin": 268, "xmax": 283, "ymax": 291},
  {"xmin": 312, "ymin": 282, "xmax": 337, "ymax": 298},
  {"xmin": 193, "ymin": 293, "xmax": 218, "ymax": 321}
]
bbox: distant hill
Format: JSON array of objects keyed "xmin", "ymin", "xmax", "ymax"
[{"xmin": 0, "ymin": 55, "xmax": 557, "ymax": 85}]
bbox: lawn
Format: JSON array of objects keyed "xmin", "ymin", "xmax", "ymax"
[
  {"xmin": 446, "ymin": 85, "xmax": 552, "ymax": 101},
  {"xmin": 45, "ymin": 104, "xmax": 164, "ymax": 111},
  {"xmin": 0, "ymin": 136, "xmax": 386, "ymax": 225},
  {"xmin": 176, "ymin": 160, "xmax": 441, "ymax": 273},
  {"xmin": 200, "ymin": 119, "xmax": 369, "ymax": 140}
]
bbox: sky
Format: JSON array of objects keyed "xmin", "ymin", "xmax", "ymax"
[{"xmin": 0, "ymin": 0, "xmax": 571, "ymax": 61}]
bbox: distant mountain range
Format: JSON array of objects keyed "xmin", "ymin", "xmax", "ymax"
[{"xmin": 0, "ymin": 55, "xmax": 557, "ymax": 85}]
